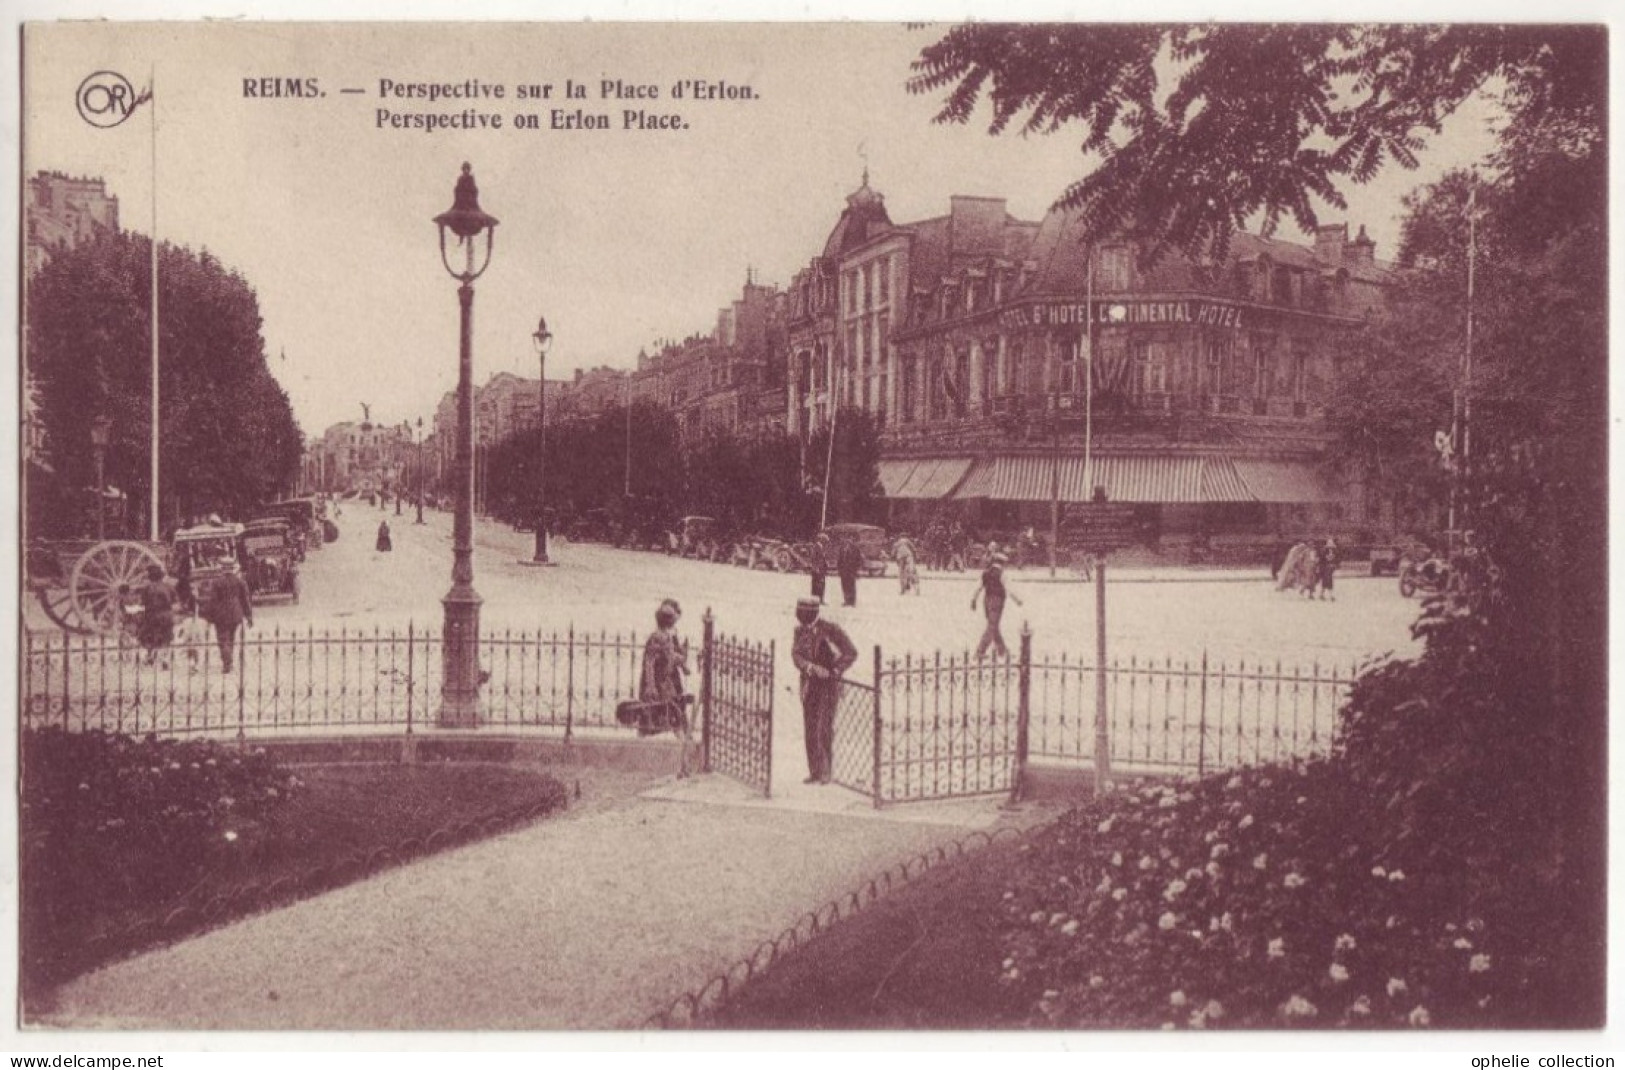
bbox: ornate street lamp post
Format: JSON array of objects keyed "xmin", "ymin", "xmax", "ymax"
[
  {"xmin": 433, "ymin": 162, "xmax": 498, "ymax": 728},
  {"xmin": 90, "ymin": 414, "xmax": 113, "ymax": 540},
  {"xmin": 524, "ymin": 316, "xmax": 554, "ymax": 566}
]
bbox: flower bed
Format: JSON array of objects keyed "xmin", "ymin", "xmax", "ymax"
[{"xmin": 20, "ymin": 728, "xmax": 569, "ymax": 1007}]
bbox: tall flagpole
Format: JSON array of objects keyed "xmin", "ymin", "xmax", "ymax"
[
  {"xmin": 1084, "ymin": 248, "xmax": 1095, "ymax": 496},
  {"xmin": 821, "ymin": 344, "xmax": 838, "ymax": 529},
  {"xmin": 149, "ymin": 65, "xmax": 160, "ymax": 541}
]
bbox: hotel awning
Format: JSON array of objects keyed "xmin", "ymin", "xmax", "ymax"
[
  {"xmin": 877, "ymin": 457, "xmax": 974, "ymax": 499},
  {"xmin": 1232, "ymin": 459, "xmax": 1345, "ymax": 503},
  {"xmin": 948, "ymin": 454, "xmax": 1338, "ymax": 505}
]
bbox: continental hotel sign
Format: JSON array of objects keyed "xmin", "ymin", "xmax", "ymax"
[{"xmin": 997, "ymin": 298, "xmax": 1254, "ymax": 331}]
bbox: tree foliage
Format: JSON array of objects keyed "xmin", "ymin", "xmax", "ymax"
[
  {"xmin": 27, "ymin": 232, "xmax": 304, "ymax": 536},
  {"xmin": 910, "ymin": 24, "xmax": 1602, "ymax": 263}
]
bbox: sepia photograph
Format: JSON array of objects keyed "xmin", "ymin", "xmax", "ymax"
[{"xmin": 7, "ymin": 11, "xmax": 1611, "ymax": 1049}]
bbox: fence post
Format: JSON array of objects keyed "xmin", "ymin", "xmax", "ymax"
[
  {"xmin": 565, "ymin": 624, "xmax": 575, "ymax": 742},
  {"xmin": 237, "ymin": 627, "xmax": 248, "ymax": 744},
  {"xmin": 403, "ymin": 620, "xmax": 418, "ymax": 765},
  {"xmin": 701, "ymin": 609, "xmax": 715, "ymax": 774},
  {"xmin": 1197, "ymin": 649, "xmax": 1209, "ymax": 778},
  {"xmin": 765, "ymin": 639, "xmax": 776, "ymax": 799},
  {"xmin": 63, "ymin": 632, "xmax": 72, "ymax": 731},
  {"xmin": 1010, "ymin": 623, "xmax": 1032, "ymax": 806},
  {"xmin": 871, "ymin": 644, "xmax": 883, "ymax": 809},
  {"xmin": 1094, "ymin": 559, "xmax": 1111, "ymax": 794}
]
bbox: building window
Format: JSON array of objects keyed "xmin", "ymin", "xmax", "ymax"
[
  {"xmin": 901, "ymin": 356, "xmax": 916, "ymax": 423},
  {"xmin": 1291, "ymin": 343, "xmax": 1311, "ymax": 401},
  {"xmin": 1253, "ymin": 334, "xmax": 1277, "ymax": 397},
  {"xmin": 863, "ymin": 263, "xmax": 873, "ymax": 310},
  {"xmin": 878, "ymin": 257, "xmax": 890, "ymax": 306},
  {"xmin": 1100, "ymin": 246, "xmax": 1133, "ymax": 291}
]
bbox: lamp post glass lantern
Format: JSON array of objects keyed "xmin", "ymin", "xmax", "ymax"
[
  {"xmin": 528, "ymin": 315, "xmax": 553, "ymax": 565},
  {"xmin": 433, "ymin": 161, "xmax": 498, "ymax": 728}
]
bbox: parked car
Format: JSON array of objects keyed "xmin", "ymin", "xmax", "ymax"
[
  {"xmin": 239, "ymin": 518, "xmax": 301, "ymax": 603},
  {"xmin": 170, "ymin": 522, "xmax": 246, "ymax": 616},
  {"xmin": 822, "ymin": 522, "xmax": 890, "ymax": 577},
  {"xmin": 671, "ymin": 516, "xmax": 726, "ymax": 561}
]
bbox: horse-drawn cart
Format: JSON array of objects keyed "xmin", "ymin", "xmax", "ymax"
[{"xmin": 27, "ymin": 539, "xmax": 166, "ymax": 635}]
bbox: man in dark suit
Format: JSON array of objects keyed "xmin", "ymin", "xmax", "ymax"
[
  {"xmin": 792, "ymin": 597, "xmax": 857, "ymax": 784},
  {"xmin": 836, "ymin": 536, "xmax": 863, "ymax": 607},
  {"xmin": 202, "ymin": 562, "xmax": 254, "ymax": 673}
]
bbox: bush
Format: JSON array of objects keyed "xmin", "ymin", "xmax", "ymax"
[{"xmin": 20, "ymin": 729, "xmax": 299, "ymax": 981}]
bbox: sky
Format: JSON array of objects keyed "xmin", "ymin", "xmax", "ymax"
[{"xmin": 22, "ymin": 21, "xmax": 1505, "ymax": 438}]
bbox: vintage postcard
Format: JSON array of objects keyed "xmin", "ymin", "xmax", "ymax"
[{"xmin": 8, "ymin": 12, "xmax": 1612, "ymax": 1055}]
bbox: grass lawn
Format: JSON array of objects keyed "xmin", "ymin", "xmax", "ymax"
[
  {"xmin": 23, "ymin": 759, "xmax": 570, "ymax": 1006},
  {"xmin": 708, "ymin": 838, "xmax": 1028, "ymax": 1029}
]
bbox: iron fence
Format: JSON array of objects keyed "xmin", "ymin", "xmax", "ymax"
[
  {"xmin": 703, "ymin": 618, "xmax": 775, "ymax": 797},
  {"xmin": 875, "ymin": 648, "xmax": 1022, "ymax": 803},
  {"xmin": 21, "ymin": 623, "xmax": 648, "ymax": 739},
  {"xmin": 1027, "ymin": 651, "xmax": 1356, "ymax": 775}
]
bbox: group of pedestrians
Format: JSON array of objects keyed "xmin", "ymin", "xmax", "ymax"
[
  {"xmin": 133, "ymin": 560, "xmax": 255, "ymax": 673},
  {"xmin": 1273, "ymin": 537, "xmax": 1341, "ymax": 600},
  {"xmin": 806, "ymin": 533, "xmax": 866, "ymax": 608}
]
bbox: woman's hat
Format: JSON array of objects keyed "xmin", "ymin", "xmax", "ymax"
[{"xmin": 659, "ymin": 598, "xmax": 682, "ymax": 616}]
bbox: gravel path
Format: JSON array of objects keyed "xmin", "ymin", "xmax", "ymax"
[{"xmin": 37, "ymin": 781, "xmax": 992, "ymax": 1030}]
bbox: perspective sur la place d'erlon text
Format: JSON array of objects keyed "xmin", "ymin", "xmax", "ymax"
[{"xmin": 240, "ymin": 74, "xmax": 758, "ymax": 133}]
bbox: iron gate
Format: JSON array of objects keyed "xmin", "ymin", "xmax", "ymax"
[{"xmin": 700, "ymin": 612, "xmax": 775, "ymax": 797}]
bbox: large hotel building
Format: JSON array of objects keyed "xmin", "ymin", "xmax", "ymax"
[{"xmin": 786, "ymin": 176, "xmax": 1395, "ymax": 554}]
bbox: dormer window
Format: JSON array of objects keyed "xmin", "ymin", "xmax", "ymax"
[{"xmin": 1100, "ymin": 246, "xmax": 1133, "ymax": 291}]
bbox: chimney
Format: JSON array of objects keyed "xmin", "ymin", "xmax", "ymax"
[
  {"xmin": 1345, "ymin": 224, "xmax": 1376, "ymax": 264},
  {"xmin": 1314, "ymin": 223, "xmax": 1348, "ymax": 261}
]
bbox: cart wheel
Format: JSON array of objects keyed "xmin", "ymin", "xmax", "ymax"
[
  {"xmin": 37, "ymin": 583, "xmax": 93, "ymax": 634},
  {"xmin": 70, "ymin": 541, "xmax": 164, "ymax": 636}
]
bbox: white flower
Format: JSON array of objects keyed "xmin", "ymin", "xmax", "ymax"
[
  {"xmin": 1466, "ymin": 917, "xmax": 1485, "ymax": 933},
  {"xmin": 1408, "ymin": 1005, "xmax": 1431, "ymax": 1027},
  {"xmin": 1158, "ymin": 794, "xmax": 1178, "ymax": 809},
  {"xmin": 1284, "ymin": 872, "xmax": 1307, "ymax": 889},
  {"xmin": 1268, "ymin": 937, "xmax": 1286, "ymax": 959},
  {"xmin": 1139, "ymin": 855, "xmax": 1156, "ymax": 871},
  {"xmin": 1002, "ymin": 957, "xmax": 1015, "ymax": 969},
  {"xmin": 1169, "ymin": 990, "xmax": 1188, "ymax": 1008},
  {"xmin": 224, "ymin": 830, "xmax": 239, "ymax": 842},
  {"xmin": 1371, "ymin": 866, "xmax": 1387, "ymax": 878},
  {"xmin": 1239, "ymin": 814, "xmax": 1255, "ymax": 830},
  {"xmin": 1163, "ymin": 879, "xmax": 1188, "ymax": 901},
  {"xmin": 1111, "ymin": 852, "xmax": 1123, "ymax": 867},
  {"xmin": 1089, "ymin": 975, "xmax": 1105, "ymax": 989},
  {"xmin": 78, "ymin": 782, "xmax": 89, "ymax": 792},
  {"xmin": 1097, "ymin": 817, "xmax": 1114, "ymax": 834},
  {"xmin": 1469, "ymin": 953, "xmax": 1492, "ymax": 974},
  {"xmin": 1335, "ymin": 933, "xmax": 1357, "ymax": 951},
  {"xmin": 1226, "ymin": 775, "xmax": 1243, "ymax": 790},
  {"xmin": 1281, "ymin": 994, "xmax": 1319, "ymax": 1019},
  {"xmin": 1096, "ymin": 874, "xmax": 1113, "ymax": 894},
  {"xmin": 1453, "ymin": 937, "xmax": 1473, "ymax": 950},
  {"xmin": 1253, "ymin": 853, "xmax": 1269, "ymax": 870},
  {"xmin": 1187, "ymin": 1010, "xmax": 1207, "ymax": 1030},
  {"xmin": 1203, "ymin": 999, "xmax": 1225, "ymax": 1020},
  {"xmin": 1111, "ymin": 888, "xmax": 1127, "ymax": 902},
  {"xmin": 1029, "ymin": 911, "xmax": 1046, "ymax": 924},
  {"xmin": 1210, "ymin": 843, "xmax": 1231, "ymax": 860},
  {"xmin": 1219, "ymin": 913, "xmax": 1234, "ymax": 932},
  {"xmin": 1049, "ymin": 913, "xmax": 1066, "ymax": 927},
  {"xmin": 1158, "ymin": 912, "xmax": 1178, "ymax": 931},
  {"xmin": 1185, "ymin": 867, "xmax": 1204, "ymax": 882},
  {"xmin": 1296, "ymin": 795, "xmax": 1307, "ymax": 805},
  {"xmin": 1388, "ymin": 869, "xmax": 1406, "ymax": 882},
  {"xmin": 1387, "ymin": 977, "xmax": 1408, "ymax": 998},
  {"xmin": 1062, "ymin": 920, "xmax": 1080, "ymax": 937},
  {"xmin": 1351, "ymin": 995, "xmax": 1372, "ymax": 1017},
  {"xmin": 1329, "ymin": 963, "xmax": 1350, "ymax": 983},
  {"xmin": 1205, "ymin": 862, "xmax": 1222, "ymax": 880},
  {"xmin": 1002, "ymin": 890, "xmax": 1014, "ymax": 900}
]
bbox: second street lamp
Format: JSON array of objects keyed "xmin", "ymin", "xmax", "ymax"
[
  {"xmin": 433, "ymin": 161, "xmax": 499, "ymax": 729},
  {"xmin": 523, "ymin": 316, "xmax": 554, "ymax": 566},
  {"xmin": 415, "ymin": 417, "xmax": 425, "ymax": 524}
]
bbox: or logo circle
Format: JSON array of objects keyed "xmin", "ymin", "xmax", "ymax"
[
  {"xmin": 1108, "ymin": 304, "xmax": 1128, "ymax": 322},
  {"xmin": 76, "ymin": 70, "xmax": 138, "ymax": 129}
]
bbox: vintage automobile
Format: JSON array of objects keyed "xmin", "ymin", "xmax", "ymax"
[
  {"xmin": 239, "ymin": 517, "xmax": 301, "ymax": 603},
  {"xmin": 263, "ymin": 497, "xmax": 328, "ymax": 555},
  {"xmin": 671, "ymin": 516, "xmax": 727, "ymax": 561},
  {"xmin": 170, "ymin": 522, "xmax": 247, "ymax": 616},
  {"xmin": 822, "ymin": 522, "xmax": 890, "ymax": 577}
]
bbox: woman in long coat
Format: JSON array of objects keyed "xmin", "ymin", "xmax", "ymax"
[{"xmin": 640, "ymin": 598, "xmax": 694, "ymax": 775}]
